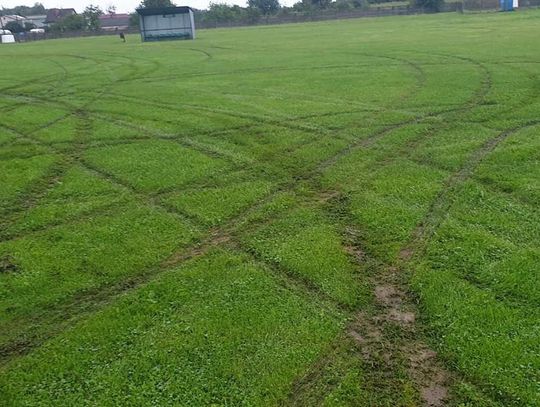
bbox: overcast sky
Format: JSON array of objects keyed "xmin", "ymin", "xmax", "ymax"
[{"xmin": 1, "ymin": 0, "xmax": 296, "ymax": 14}]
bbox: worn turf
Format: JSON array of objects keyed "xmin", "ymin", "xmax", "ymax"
[{"xmin": 0, "ymin": 9, "xmax": 539, "ymax": 406}]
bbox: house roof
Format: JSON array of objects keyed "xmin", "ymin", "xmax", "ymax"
[
  {"xmin": 45, "ymin": 8, "xmax": 76, "ymax": 24},
  {"xmin": 25, "ymin": 15, "xmax": 47, "ymax": 20},
  {"xmin": 1, "ymin": 15, "xmax": 26, "ymax": 22},
  {"xmin": 136, "ymin": 6, "xmax": 193, "ymax": 16}
]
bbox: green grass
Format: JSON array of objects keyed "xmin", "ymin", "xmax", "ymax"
[
  {"xmin": 0, "ymin": 154, "xmax": 60, "ymax": 212},
  {"xmin": 1, "ymin": 9, "xmax": 539, "ymax": 406},
  {"xmin": 246, "ymin": 205, "xmax": 367, "ymax": 307},
  {"xmin": 0, "ymin": 203, "xmax": 199, "ymax": 345},
  {"xmin": 0, "ymin": 250, "xmax": 344, "ymax": 406},
  {"xmin": 84, "ymin": 139, "xmax": 229, "ymax": 193},
  {"xmin": 163, "ymin": 178, "xmax": 273, "ymax": 225}
]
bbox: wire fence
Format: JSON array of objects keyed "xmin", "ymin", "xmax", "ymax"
[
  {"xmin": 12, "ymin": 28, "xmax": 139, "ymax": 42},
  {"xmin": 9, "ymin": 1, "xmax": 540, "ymax": 43},
  {"xmin": 462, "ymin": 0, "xmax": 539, "ymax": 10},
  {"xmin": 195, "ymin": 4, "xmax": 463, "ymax": 29}
]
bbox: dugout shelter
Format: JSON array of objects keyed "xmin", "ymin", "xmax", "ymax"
[{"xmin": 136, "ymin": 6, "xmax": 195, "ymax": 42}]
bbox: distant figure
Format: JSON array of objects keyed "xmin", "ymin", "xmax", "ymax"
[{"xmin": 119, "ymin": 32, "xmax": 125, "ymax": 42}]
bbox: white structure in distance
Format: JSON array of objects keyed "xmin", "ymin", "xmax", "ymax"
[{"xmin": 136, "ymin": 6, "xmax": 195, "ymax": 42}]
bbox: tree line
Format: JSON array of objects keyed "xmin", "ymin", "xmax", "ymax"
[
  {"xmin": 1, "ymin": 0, "xmax": 444, "ymax": 35},
  {"xmin": 139, "ymin": 0, "xmax": 445, "ymax": 28}
]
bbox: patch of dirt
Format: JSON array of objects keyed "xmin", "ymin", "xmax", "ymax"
[
  {"xmin": 0, "ymin": 256, "xmax": 18, "ymax": 274},
  {"xmin": 421, "ymin": 384, "xmax": 448, "ymax": 407},
  {"xmin": 374, "ymin": 284, "xmax": 402, "ymax": 307},
  {"xmin": 317, "ymin": 190, "xmax": 340, "ymax": 203},
  {"xmin": 344, "ymin": 245, "xmax": 366, "ymax": 262},
  {"xmin": 345, "ymin": 254, "xmax": 449, "ymax": 405},
  {"xmin": 410, "ymin": 348, "xmax": 437, "ymax": 367},
  {"xmin": 388, "ymin": 309, "xmax": 416, "ymax": 324},
  {"xmin": 399, "ymin": 247, "xmax": 414, "ymax": 261},
  {"xmin": 347, "ymin": 329, "xmax": 366, "ymax": 344},
  {"xmin": 404, "ymin": 343, "xmax": 449, "ymax": 407}
]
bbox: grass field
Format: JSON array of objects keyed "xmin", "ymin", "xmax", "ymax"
[{"xmin": 1, "ymin": 9, "xmax": 539, "ymax": 406}]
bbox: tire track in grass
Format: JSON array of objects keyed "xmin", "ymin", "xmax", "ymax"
[
  {"xmin": 0, "ymin": 51, "xmax": 473, "ymax": 365},
  {"xmin": 0, "ymin": 55, "xmax": 70, "ymax": 94},
  {"xmin": 104, "ymin": 51, "xmax": 428, "ymax": 132},
  {"xmin": 87, "ymin": 113, "xmax": 256, "ymax": 167},
  {"xmin": 100, "ymin": 53, "xmax": 165, "ymax": 83},
  {"xmin": 344, "ymin": 120, "xmax": 540, "ymax": 407},
  {"xmin": 79, "ymin": 159, "xmax": 203, "ymax": 229},
  {"xmin": 400, "ymin": 119, "xmax": 540, "ymax": 261},
  {"xmin": 191, "ymin": 52, "xmax": 427, "ymax": 121},
  {"xmin": 0, "ymin": 105, "xmax": 95, "ymax": 238},
  {"xmin": 1, "ymin": 117, "xmax": 217, "ymax": 233},
  {"xmin": 67, "ymin": 51, "xmax": 496, "ymax": 404},
  {"xmin": 126, "ymin": 55, "xmax": 469, "ymax": 87},
  {"xmin": 0, "ymin": 112, "xmax": 426, "ymax": 365},
  {"xmin": 101, "ymin": 91, "xmax": 342, "ymax": 135},
  {"xmin": 4, "ymin": 52, "xmax": 427, "ymax": 156},
  {"xmin": 1, "ymin": 53, "xmax": 116, "ymax": 104},
  {"xmin": 0, "ymin": 53, "xmax": 135, "ymax": 232},
  {"xmin": 285, "ymin": 52, "xmax": 498, "ymax": 406},
  {"xmin": 405, "ymin": 119, "xmax": 540, "ymax": 401},
  {"xmin": 0, "ymin": 51, "xmax": 496, "ymax": 372}
]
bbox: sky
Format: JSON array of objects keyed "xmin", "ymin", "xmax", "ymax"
[{"xmin": 1, "ymin": 0, "xmax": 296, "ymax": 14}]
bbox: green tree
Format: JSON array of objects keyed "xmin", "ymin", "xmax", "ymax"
[
  {"xmin": 138, "ymin": 0, "xmax": 175, "ymax": 8},
  {"xmin": 206, "ymin": 3, "xmax": 240, "ymax": 22},
  {"xmin": 83, "ymin": 4, "xmax": 103, "ymax": 31},
  {"xmin": 2, "ymin": 3, "xmax": 45, "ymax": 16},
  {"xmin": 129, "ymin": 12, "xmax": 140, "ymax": 27},
  {"xmin": 334, "ymin": 0, "xmax": 354, "ymax": 10},
  {"xmin": 24, "ymin": 22, "xmax": 36, "ymax": 31},
  {"xmin": 310, "ymin": 0, "xmax": 331, "ymax": 9},
  {"xmin": 49, "ymin": 14, "xmax": 85, "ymax": 32},
  {"xmin": 247, "ymin": 0, "xmax": 280, "ymax": 15},
  {"xmin": 4, "ymin": 21, "xmax": 25, "ymax": 33}
]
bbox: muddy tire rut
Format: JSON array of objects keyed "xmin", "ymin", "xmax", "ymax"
[{"xmin": 347, "ymin": 261, "xmax": 450, "ymax": 407}]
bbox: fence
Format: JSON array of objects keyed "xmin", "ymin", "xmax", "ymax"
[
  {"xmin": 13, "ymin": 28, "xmax": 139, "ymax": 43},
  {"xmin": 462, "ymin": 0, "xmax": 539, "ymax": 11},
  {"xmin": 195, "ymin": 4, "xmax": 463, "ymax": 29},
  {"xmin": 10, "ymin": 1, "xmax": 540, "ymax": 42}
]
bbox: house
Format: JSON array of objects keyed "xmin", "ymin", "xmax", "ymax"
[
  {"xmin": 99, "ymin": 13, "xmax": 130, "ymax": 31},
  {"xmin": 24, "ymin": 15, "xmax": 47, "ymax": 28},
  {"xmin": 0, "ymin": 15, "xmax": 26, "ymax": 28},
  {"xmin": 136, "ymin": 6, "xmax": 195, "ymax": 42},
  {"xmin": 44, "ymin": 8, "xmax": 76, "ymax": 25}
]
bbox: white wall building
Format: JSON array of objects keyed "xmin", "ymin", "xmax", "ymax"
[{"xmin": 0, "ymin": 15, "xmax": 26, "ymax": 28}]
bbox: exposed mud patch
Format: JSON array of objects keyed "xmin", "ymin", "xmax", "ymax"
[
  {"xmin": 388, "ymin": 309, "xmax": 416, "ymax": 324},
  {"xmin": 317, "ymin": 190, "xmax": 341, "ymax": 203},
  {"xmin": 344, "ymin": 245, "xmax": 366, "ymax": 262},
  {"xmin": 404, "ymin": 342, "xmax": 449, "ymax": 406},
  {"xmin": 421, "ymin": 384, "xmax": 448, "ymax": 407},
  {"xmin": 0, "ymin": 256, "xmax": 19, "ymax": 275},
  {"xmin": 375, "ymin": 284, "xmax": 401, "ymax": 306},
  {"xmin": 346, "ymin": 259, "xmax": 449, "ymax": 406},
  {"xmin": 399, "ymin": 247, "xmax": 414, "ymax": 261}
]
